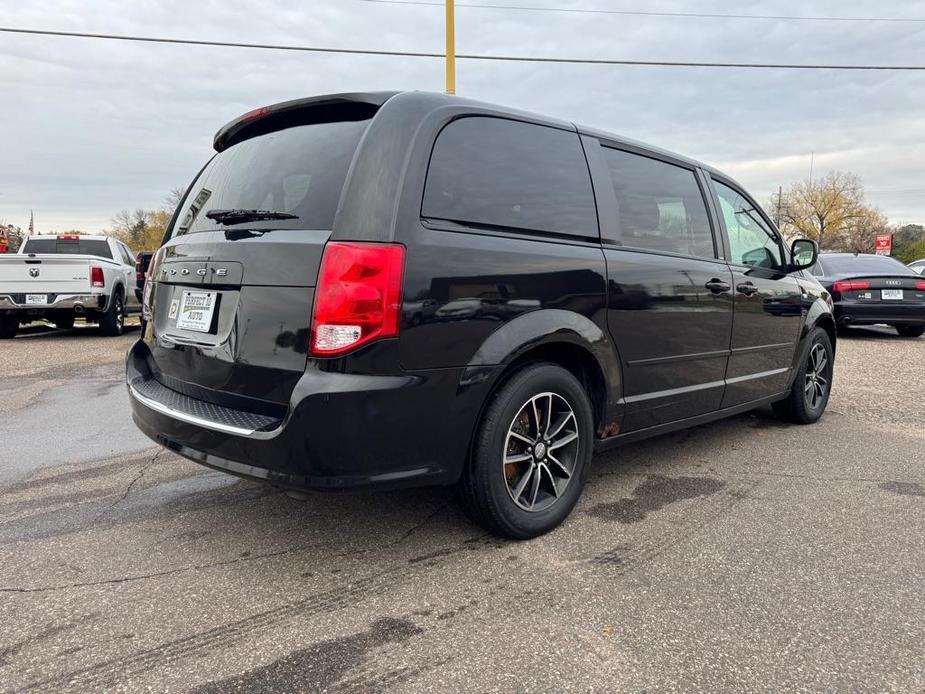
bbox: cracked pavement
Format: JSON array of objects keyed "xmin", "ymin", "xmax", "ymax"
[{"xmin": 0, "ymin": 323, "xmax": 922, "ymax": 692}]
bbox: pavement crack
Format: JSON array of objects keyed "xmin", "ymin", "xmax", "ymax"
[
  {"xmin": 390, "ymin": 501, "xmax": 451, "ymax": 546},
  {"xmin": 90, "ymin": 448, "xmax": 164, "ymax": 524},
  {"xmin": 0, "ymin": 541, "xmax": 330, "ymax": 594}
]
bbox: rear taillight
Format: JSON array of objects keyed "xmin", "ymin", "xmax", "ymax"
[
  {"xmin": 832, "ymin": 279, "xmax": 870, "ymax": 294},
  {"xmin": 310, "ymin": 242, "xmax": 405, "ymax": 357},
  {"xmin": 142, "ymin": 249, "xmax": 164, "ymax": 321},
  {"xmin": 90, "ymin": 266, "xmax": 105, "ymax": 288},
  {"xmin": 916, "ymin": 281, "xmax": 925, "ymax": 291}
]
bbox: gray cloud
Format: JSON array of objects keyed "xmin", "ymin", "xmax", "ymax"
[{"xmin": 1, "ymin": 0, "xmax": 924, "ymax": 231}]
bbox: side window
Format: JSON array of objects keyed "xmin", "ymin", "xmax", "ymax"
[
  {"xmin": 422, "ymin": 117, "xmax": 598, "ymax": 238},
  {"xmin": 120, "ymin": 245, "xmax": 135, "ymax": 265},
  {"xmin": 713, "ymin": 180, "xmax": 783, "ymax": 269},
  {"xmin": 600, "ymin": 147, "xmax": 715, "ymax": 258}
]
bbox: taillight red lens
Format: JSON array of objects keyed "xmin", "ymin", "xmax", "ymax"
[
  {"xmin": 90, "ymin": 266, "xmax": 105, "ymax": 288},
  {"xmin": 142, "ymin": 249, "xmax": 164, "ymax": 321},
  {"xmin": 916, "ymin": 281, "xmax": 925, "ymax": 291},
  {"xmin": 310, "ymin": 242, "xmax": 405, "ymax": 357},
  {"xmin": 832, "ymin": 279, "xmax": 870, "ymax": 294}
]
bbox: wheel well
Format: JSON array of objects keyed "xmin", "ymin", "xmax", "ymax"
[
  {"xmin": 501, "ymin": 342, "xmax": 607, "ymax": 431},
  {"xmin": 817, "ymin": 315, "xmax": 837, "ymax": 354}
]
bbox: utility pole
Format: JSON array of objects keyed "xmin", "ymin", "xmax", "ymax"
[{"xmin": 445, "ymin": 0, "xmax": 456, "ymax": 95}]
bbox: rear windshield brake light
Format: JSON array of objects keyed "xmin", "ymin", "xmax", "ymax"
[{"xmin": 57, "ymin": 234, "xmax": 81, "ymax": 240}]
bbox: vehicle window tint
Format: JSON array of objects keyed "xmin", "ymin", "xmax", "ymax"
[
  {"xmin": 172, "ymin": 119, "xmax": 371, "ymax": 235},
  {"xmin": 713, "ymin": 180, "xmax": 783, "ymax": 269},
  {"xmin": 422, "ymin": 117, "xmax": 598, "ymax": 238},
  {"xmin": 600, "ymin": 147, "xmax": 714, "ymax": 258},
  {"xmin": 22, "ymin": 238, "xmax": 113, "ymax": 259},
  {"xmin": 820, "ymin": 254, "xmax": 915, "ymax": 275}
]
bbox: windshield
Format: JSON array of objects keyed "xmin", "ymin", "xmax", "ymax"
[
  {"xmin": 22, "ymin": 238, "xmax": 113, "ymax": 259},
  {"xmin": 172, "ymin": 119, "xmax": 371, "ymax": 236},
  {"xmin": 818, "ymin": 254, "xmax": 915, "ymax": 276}
]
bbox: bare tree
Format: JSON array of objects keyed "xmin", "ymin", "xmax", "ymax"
[{"xmin": 773, "ymin": 171, "xmax": 872, "ymax": 250}]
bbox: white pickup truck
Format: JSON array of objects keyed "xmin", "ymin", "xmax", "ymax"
[{"xmin": 0, "ymin": 234, "xmax": 139, "ymax": 339}]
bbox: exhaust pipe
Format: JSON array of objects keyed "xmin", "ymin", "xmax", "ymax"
[{"xmin": 74, "ymin": 305, "xmax": 85, "ymax": 315}]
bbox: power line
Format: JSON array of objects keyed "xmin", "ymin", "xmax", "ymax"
[
  {"xmin": 2, "ymin": 26, "xmax": 925, "ymax": 71},
  {"xmin": 357, "ymin": 0, "xmax": 925, "ymax": 23}
]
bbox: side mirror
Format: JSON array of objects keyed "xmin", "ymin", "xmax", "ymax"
[{"xmin": 789, "ymin": 239, "xmax": 818, "ymax": 271}]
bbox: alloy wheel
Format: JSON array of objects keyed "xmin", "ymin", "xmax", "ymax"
[
  {"xmin": 503, "ymin": 392, "xmax": 580, "ymax": 512},
  {"xmin": 804, "ymin": 343, "xmax": 829, "ymax": 410}
]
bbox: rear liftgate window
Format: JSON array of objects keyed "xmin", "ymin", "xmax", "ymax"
[
  {"xmin": 422, "ymin": 117, "xmax": 599, "ymax": 239},
  {"xmin": 172, "ymin": 118, "xmax": 372, "ymax": 236}
]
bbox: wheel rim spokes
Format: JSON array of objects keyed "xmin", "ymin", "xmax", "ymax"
[
  {"xmin": 503, "ymin": 391, "xmax": 580, "ymax": 512},
  {"xmin": 804, "ymin": 344, "xmax": 829, "ymax": 409}
]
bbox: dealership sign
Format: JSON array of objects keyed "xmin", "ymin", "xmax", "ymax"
[{"xmin": 875, "ymin": 234, "xmax": 892, "ymax": 256}]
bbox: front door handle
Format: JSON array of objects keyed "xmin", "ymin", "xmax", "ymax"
[
  {"xmin": 705, "ymin": 278, "xmax": 731, "ymax": 294},
  {"xmin": 737, "ymin": 281, "xmax": 759, "ymax": 296}
]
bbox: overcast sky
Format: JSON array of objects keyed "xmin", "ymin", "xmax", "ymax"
[{"xmin": 1, "ymin": 0, "xmax": 924, "ymax": 233}]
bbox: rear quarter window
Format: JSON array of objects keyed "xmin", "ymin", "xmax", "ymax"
[{"xmin": 422, "ymin": 117, "xmax": 598, "ymax": 239}]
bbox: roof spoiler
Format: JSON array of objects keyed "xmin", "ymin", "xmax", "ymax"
[{"xmin": 213, "ymin": 91, "xmax": 398, "ymax": 152}]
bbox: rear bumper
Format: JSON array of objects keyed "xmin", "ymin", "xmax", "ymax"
[
  {"xmin": 834, "ymin": 302, "xmax": 925, "ymax": 326},
  {"xmin": 126, "ymin": 340, "xmax": 494, "ymax": 492},
  {"xmin": 0, "ymin": 293, "xmax": 104, "ymax": 312}
]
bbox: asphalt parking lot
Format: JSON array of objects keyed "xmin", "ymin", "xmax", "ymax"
[{"xmin": 0, "ymin": 323, "xmax": 922, "ymax": 692}]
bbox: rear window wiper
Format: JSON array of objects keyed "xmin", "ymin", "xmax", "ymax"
[{"xmin": 205, "ymin": 208, "xmax": 299, "ymax": 225}]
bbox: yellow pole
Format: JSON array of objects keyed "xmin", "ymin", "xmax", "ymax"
[{"xmin": 445, "ymin": 0, "xmax": 456, "ymax": 95}]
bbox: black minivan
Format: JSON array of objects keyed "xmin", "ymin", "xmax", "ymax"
[{"xmin": 127, "ymin": 91, "xmax": 834, "ymax": 539}]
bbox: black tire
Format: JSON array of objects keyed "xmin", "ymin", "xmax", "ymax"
[
  {"xmin": 54, "ymin": 314, "xmax": 75, "ymax": 330},
  {"xmin": 0, "ymin": 315, "xmax": 18, "ymax": 340},
  {"xmin": 458, "ymin": 363, "xmax": 594, "ymax": 540},
  {"xmin": 99, "ymin": 291, "xmax": 124, "ymax": 337},
  {"xmin": 896, "ymin": 325, "xmax": 924, "ymax": 338},
  {"xmin": 772, "ymin": 327, "xmax": 834, "ymax": 424}
]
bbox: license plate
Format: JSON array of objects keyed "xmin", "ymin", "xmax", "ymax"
[
  {"xmin": 176, "ymin": 291, "xmax": 217, "ymax": 332},
  {"xmin": 881, "ymin": 289, "xmax": 903, "ymax": 300},
  {"xmin": 25, "ymin": 294, "xmax": 47, "ymax": 305}
]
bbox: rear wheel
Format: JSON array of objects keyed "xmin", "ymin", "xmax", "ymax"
[
  {"xmin": 0, "ymin": 315, "xmax": 18, "ymax": 339},
  {"xmin": 896, "ymin": 325, "xmax": 924, "ymax": 338},
  {"xmin": 458, "ymin": 363, "xmax": 593, "ymax": 540},
  {"xmin": 772, "ymin": 327, "xmax": 833, "ymax": 424},
  {"xmin": 99, "ymin": 292, "xmax": 124, "ymax": 336}
]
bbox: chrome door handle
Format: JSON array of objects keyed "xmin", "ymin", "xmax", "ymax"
[
  {"xmin": 736, "ymin": 281, "xmax": 758, "ymax": 296},
  {"xmin": 705, "ymin": 278, "xmax": 731, "ymax": 294}
]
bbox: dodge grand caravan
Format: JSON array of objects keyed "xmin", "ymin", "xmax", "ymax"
[{"xmin": 127, "ymin": 91, "xmax": 834, "ymax": 539}]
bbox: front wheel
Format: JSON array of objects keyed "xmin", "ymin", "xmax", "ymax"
[
  {"xmin": 0, "ymin": 315, "xmax": 18, "ymax": 339},
  {"xmin": 98, "ymin": 292, "xmax": 124, "ymax": 336},
  {"xmin": 458, "ymin": 363, "xmax": 594, "ymax": 540},
  {"xmin": 772, "ymin": 327, "xmax": 834, "ymax": 424},
  {"xmin": 896, "ymin": 325, "xmax": 924, "ymax": 338}
]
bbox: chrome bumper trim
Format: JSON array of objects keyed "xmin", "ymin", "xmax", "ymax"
[
  {"xmin": 128, "ymin": 383, "xmax": 256, "ymax": 436},
  {"xmin": 0, "ymin": 294, "xmax": 100, "ymax": 310}
]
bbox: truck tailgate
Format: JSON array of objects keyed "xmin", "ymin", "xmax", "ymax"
[{"xmin": 0, "ymin": 256, "xmax": 92, "ymax": 294}]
